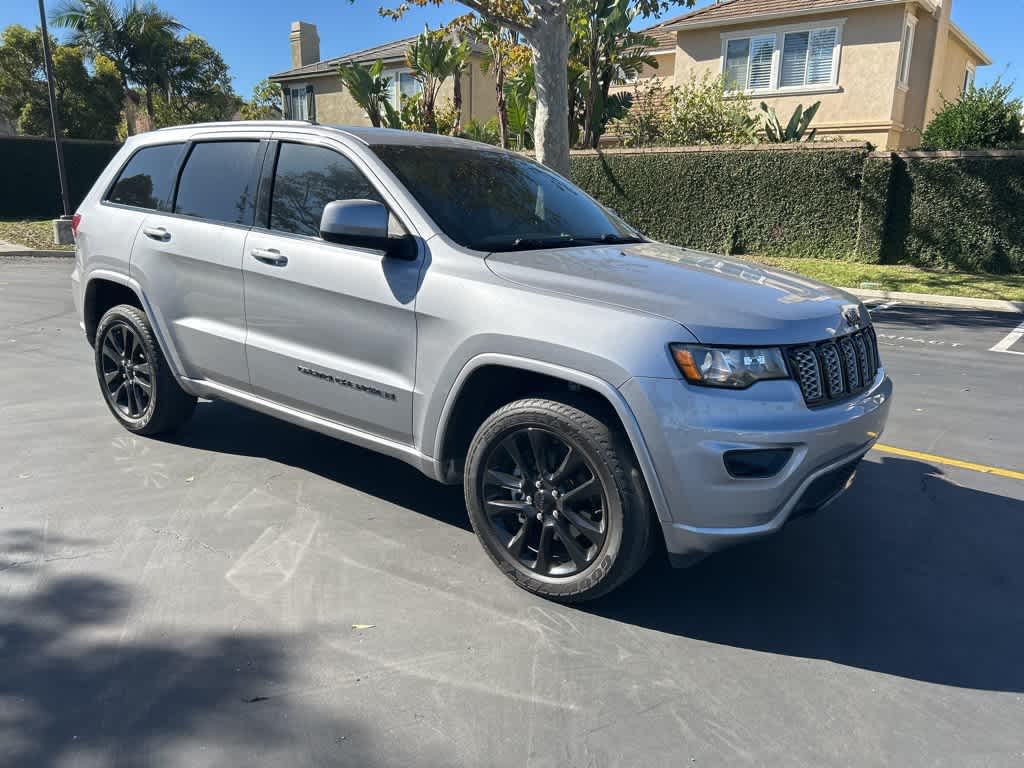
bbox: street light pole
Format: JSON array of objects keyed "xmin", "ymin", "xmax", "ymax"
[{"xmin": 37, "ymin": 0, "xmax": 71, "ymax": 218}]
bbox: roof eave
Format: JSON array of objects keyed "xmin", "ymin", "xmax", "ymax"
[
  {"xmin": 664, "ymin": 0, "xmax": 936, "ymax": 32},
  {"xmin": 949, "ymin": 21, "xmax": 992, "ymax": 66}
]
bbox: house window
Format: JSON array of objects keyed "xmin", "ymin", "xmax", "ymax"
[
  {"xmin": 385, "ymin": 70, "xmax": 422, "ymax": 110},
  {"xmin": 722, "ymin": 22, "xmax": 842, "ymax": 93},
  {"xmin": 963, "ymin": 63, "xmax": 976, "ymax": 93},
  {"xmin": 284, "ymin": 84, "xmax": 315, "ymax": 121},
  {"xmin": 897, "ymin": 16, "xmax": 917, "ymax": 89}
]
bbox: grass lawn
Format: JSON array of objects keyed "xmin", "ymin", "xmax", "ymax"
[
  {"xmin": 0, "ymin": 219, "xmax": 73, "ymax": 251},
  {"xmin": 745, "ymin": 256, "xmax": 1024, "ymax": 303}
]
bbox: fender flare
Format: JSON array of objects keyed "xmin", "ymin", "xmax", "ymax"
[
  {"xmin": 432, "ymin": 353, "xmax": 672, "ymax": 523},
  {"xmin": 83, "ymin": 269, "xmax": 189, "ymax": 383}
]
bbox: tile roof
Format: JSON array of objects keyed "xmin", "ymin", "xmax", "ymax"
[
  {"xmin": 656, "ymin": 0, "xmax": 910, "ymax": 30},
  {"xmin": 270, "ymin": 34, "xmax": 488, "ymax": 80}
]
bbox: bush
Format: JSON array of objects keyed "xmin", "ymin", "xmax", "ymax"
[
  {"xmin": 921, "ymin": 81, "xmax": 1023, "ymax": 150},
  {"xmin": 662, "ymin": 74, "xmax": 756, "ymax": 146}
]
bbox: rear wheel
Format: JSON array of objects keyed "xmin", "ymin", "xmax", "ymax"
[
  {"xmin": 465, "ymin": 397, "xmax": 652, "ymax": 602},
  {"xmin": 94, "ymin": 304, "xmax": 196, "ymax": 435}
]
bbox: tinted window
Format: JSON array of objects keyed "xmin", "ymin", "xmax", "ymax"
[
  {"xmin": 174, "ymin": 141, "xmax": 261, "ymax": 225},
  {"xmin": 270, "ymin": 143, "xmax": 382, "ymax": 237},
  {"xmin": 371, "ymin": 145, "xmax": 639, "ymax": 251},
  {"xmin": 107, "ymin": 143, "xmax": 183, "ymax": 211}
]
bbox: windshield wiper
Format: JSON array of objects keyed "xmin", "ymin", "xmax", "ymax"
[
  {"xmin": 574, "ymin": 233, "xmax": 646, "ymax": 245},
  {"xmin": 472, "ymin": 233, "xmax": 645, "ymax": 252}
]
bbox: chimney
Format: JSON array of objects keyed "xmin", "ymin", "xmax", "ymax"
[{"xmin": 290, "ymin": 21, "xmax": 320, "ymax": 69}]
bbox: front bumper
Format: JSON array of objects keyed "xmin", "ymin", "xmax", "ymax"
[{"xmin": 620, "ymin": 370, "xmax": 892, "ymax": 565}]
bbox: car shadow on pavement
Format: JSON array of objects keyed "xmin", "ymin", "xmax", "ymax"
[
  {"xmin": 587, "ymin": 456, "xmax": 1024, "ymax": 693},
  {"xmin": 168, "ymin": 400, "xmax": 471, "ymax": 532},
  {"xmin": 0, "ymin": 529, "xmax": 390, "ymax": 767}
]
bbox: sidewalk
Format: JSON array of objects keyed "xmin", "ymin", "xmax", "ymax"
[{"xmin": 0, "ymin": 239, "xmax": 71, "ymax": 258}]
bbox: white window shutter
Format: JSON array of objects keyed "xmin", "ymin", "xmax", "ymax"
[
  {"xmin": 807, "ymin": 27, "xmax": 837, "ymax": 85},
  {"xmin": 781, "ymin": 32, "xmax": 809, "ymax": 87},
  {"xmin": 725, "ymin": 38, "xmax": 750, "ymax": 90},
  {"xmin": 748, "ymin": 36, "xmax": 775, "ymax": 90}
]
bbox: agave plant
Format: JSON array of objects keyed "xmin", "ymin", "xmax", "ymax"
[
  {"xmin": 337, "ymin": 59, "xmax": 393, "ymax": 128},
  {"xmin": 759, "ymin": 100, "xmax": 821, "ymax": 142}
]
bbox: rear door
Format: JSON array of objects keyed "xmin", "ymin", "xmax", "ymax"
[
  {"xmin": 242, "ymin": 137, "xmax": 421, "ymax": 444},
  {"xmin": 130, "ymin": 135, "xmax": 267, "ymax": 389}
]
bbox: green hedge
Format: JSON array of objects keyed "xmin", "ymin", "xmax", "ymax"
[
  {"xmin": 0, "ymin": 137, "xmax": 120, "ymax": 219},
  {"xmin": 896, "ymin": 156, "xmax": 1024, "ymax": 274},
  {"xmin": 572, "ymin": 147, "xmax": 1024, "ymax": 274},
  {"xmin": 571, "ymin": 148, "xmax": 869, "ymax": 259}
]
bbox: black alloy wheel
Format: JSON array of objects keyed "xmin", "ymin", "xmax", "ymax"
[
  {"xmin": 100, "ymin": 321, "xmax": 153, "ymax": 420},
  {"xmin": 481, "ymin": 426, "xmax": 609, "ymax": 577}
]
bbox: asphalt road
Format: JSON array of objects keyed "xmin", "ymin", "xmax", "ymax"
[{"xmin": 2, "ymin": 258, "xmax": 1022, "ymax": 767}]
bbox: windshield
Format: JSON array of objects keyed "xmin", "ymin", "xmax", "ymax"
[{"xmin": 370, "ymin": 144, "xmax": 643, "ymax": 252}]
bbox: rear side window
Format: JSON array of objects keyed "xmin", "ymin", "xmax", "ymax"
[
  {"xmin": 107, "ymin": 143, "xmax": 184, "ymax": 211},
  {"xmin": 270, "ymin": 142, "xmax": 382, "ymax": 237},
  {"xmin": 174, "ymin": 141, "xmax": 261, "ymax": 225}
]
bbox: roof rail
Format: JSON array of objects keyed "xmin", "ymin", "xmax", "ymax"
[{"xmin": 154, "ymin": 119, "xmax": 317, "ymax": 132}]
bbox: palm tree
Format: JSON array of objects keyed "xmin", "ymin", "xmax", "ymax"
[
  {"xmin": 405, "ymin": 27, "xmax": 458, "ymax": 133},
  {"xmin": 477, "ymin": 21, "xmax": 528, "ymax": 149},
  {"xmin": 51, "ymin": 0, "xmax": 182, "ymax": 134},
  {"xmin": 445, "ymin": 39, "xmax": 470, "ymax": 135},
  {"xmin": 337, "ymin": 59, "xmax": 394, "ymax": 128}
]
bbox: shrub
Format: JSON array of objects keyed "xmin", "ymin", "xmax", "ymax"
[
  {"xmin": 921, "ymin": 80, "xmax": 1023, "ymax": 150},
  {"xmin": 662, "ymin": 74, "xmax": 756, "ymax": 146},
  {"xmin": 615, "ymin": 78, "xmax": 668, "ymax": 148}
]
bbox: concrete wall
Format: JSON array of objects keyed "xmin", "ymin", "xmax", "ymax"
[{"xmin": 671, "ymin": 5, "xmax": 907, "ymax": 147}]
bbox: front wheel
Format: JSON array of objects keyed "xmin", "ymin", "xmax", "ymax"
[{"xmin": 464, "ymin": 397, "xmax": 652, "ymax": 602}]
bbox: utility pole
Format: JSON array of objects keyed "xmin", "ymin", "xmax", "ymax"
[{"xmin": 37, "ymin": 0, "xmax": 71, "ymax": 218}]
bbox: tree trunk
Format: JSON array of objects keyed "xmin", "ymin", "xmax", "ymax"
[
  {"xmin": 525, "ymin": 10, "xmax": 571, "ymax": 176},
  {"xmin": 582, "ymin": 20, "xmax": 600, "ymax": 149},
  {"xmin": 496, "ymin": 67, "xmax": 509, "ymax": 149},
  {"xmin": 452, "ymin": 71, "xmax": 463, "ymax": 135},
  {"xmin": 145, "ymin": 84, "xmax": 156, "ymax": 128}
]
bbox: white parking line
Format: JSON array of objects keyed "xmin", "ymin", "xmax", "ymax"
[
  {"xmin": 868, "ymin": 301, "xmax": 901, "ymax": 313},
  {"xmin": 989, "ymin": 321, "xmax": 1024, "ymax": 356}
]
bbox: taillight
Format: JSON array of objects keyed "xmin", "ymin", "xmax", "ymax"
[{"xmin": 71, "ymin": 213, "xmax": 81, "ymax": 238}]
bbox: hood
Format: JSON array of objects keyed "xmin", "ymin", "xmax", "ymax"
[{"xmin": 485, "ymin": 242, "xmax": 869, "ymax": 346}]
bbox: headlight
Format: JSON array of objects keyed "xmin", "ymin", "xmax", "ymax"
[{"xmin": 670, "ymin": 343, "xmax": 789, "ymax": 389}]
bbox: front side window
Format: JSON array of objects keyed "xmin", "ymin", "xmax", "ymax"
[
  {"xmin": 107, "ymin": 143, "xmax": 184, "ymax": 211},
  {"xmin": 173, "ymin": 141, "xmax": 261, "ymax": 225},
  {"xmin": 269, "ymin": 142, "xmax": 382, "ymax": 237},
  {"xmin": 724, "ymin": 25, "xmax": 840, "ymax": 92},
  {"xmin": 371, "ymin": 144, "xmax": 641, "ymax": 252}
]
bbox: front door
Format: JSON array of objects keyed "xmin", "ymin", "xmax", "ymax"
[
  {"xmin": 130, "ymin": 138, "xmax": 265, "ymax": 390},
  {"xmin": 242, "ymin": 139, "xmax": 421, "ymax": 444}
]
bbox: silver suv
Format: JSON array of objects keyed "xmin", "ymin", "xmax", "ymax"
[{"xmin": 72, "ymin": 121, "xmax": 892, "ymax": 601}]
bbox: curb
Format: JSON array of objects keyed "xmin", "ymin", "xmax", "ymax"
[
  {"xmin": 846, "ymin": 287, "xmax": 1024, "ymax": 314},
  {"xmin": 0, "ymin": 248, "xmax": 73, "ymax": 258}
]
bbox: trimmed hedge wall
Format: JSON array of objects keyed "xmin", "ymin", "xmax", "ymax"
[
  {"xmin": 571, "ymin": 146, "xmax": 1024, "ymax": 274},
  {"xmin": 571, "ymin": 147, "xmax": 868, "ymax": 259},
  {"xmin": 1, "ymin": 136, "xmax": 120, "ymax": 219}
]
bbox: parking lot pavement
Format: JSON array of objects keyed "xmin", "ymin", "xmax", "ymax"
[{"xmin": 2, "ymin": 259, "xmax": 1023, "ymax": 768}]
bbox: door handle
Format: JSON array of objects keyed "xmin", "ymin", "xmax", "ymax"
[
  {"xmin": 143, "ymin": 226, "xmax": 170, "ymax": 241},
  {"xmin": 251, "ymin": 248, "xmax": 288, "ymax": 267}
]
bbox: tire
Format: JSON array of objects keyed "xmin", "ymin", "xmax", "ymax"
[
  {"xmin": 94, "ymin": 304, "xmax": 196, "ymax": 435},
  {"xmin": 464, "ymin": 397, "xmax": 652, "ymax": 602}
]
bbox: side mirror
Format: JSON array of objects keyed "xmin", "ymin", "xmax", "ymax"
[{"xmin": 319, "ymin": 199, "xmax": 415, "ymax": 259}]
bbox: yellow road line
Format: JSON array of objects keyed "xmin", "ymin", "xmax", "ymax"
[{"xmin": 873, "ymin": 444, "xmax": 1024, "ymax": 481}]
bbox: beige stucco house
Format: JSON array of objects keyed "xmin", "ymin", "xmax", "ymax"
[
  {"xmin": 633, "ymin": 0, "xmax": 991, "ymax": 148},
  {"xmin": 268, "ymin": 21, "xmax": 498, "ymax": 127}
]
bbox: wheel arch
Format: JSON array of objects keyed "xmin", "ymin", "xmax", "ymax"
[
  {"xmin": 432, "ymin": 354, "xmax": 672, "ymax": 523},
  {"xmin": 82, "ymin": 270, "xmax": 188, "ymax": 383}
]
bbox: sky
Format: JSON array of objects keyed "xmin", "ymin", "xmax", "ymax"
[{"xmin": 2, "ymin": 0, "xmax": 1021, "ymax": 99}]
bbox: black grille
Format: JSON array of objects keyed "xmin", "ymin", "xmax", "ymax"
[{"xmin": 787, "ymin": 328, "xmax": 880, "ymax": 406}]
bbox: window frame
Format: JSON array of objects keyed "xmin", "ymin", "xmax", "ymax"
[
  {"xmin": 897, "ymin": 13, "xmax": 917, "ymax": 90},
  {"xmin": 720, "ymin": 18, "xmax": 844, "ymax": 96},
  {"xmin": 102, "ymin": 141, "xmax": 189, "ymax": 213},
  {"xmin": 380, "ymin": 67, "xmax": 422, "ymax": 110},
  {"xmin": 283, "ymin": 83, "xmax": 315, "ymax": 121},
  {"xmin": 169, "ymin": 139, "xmax": 266, "ymax": 228},
  {"xmin": 963, "ymin": 62, "xmax": 976, "ymax": 93},
  {"xmin": 254, "ymin": 136, "xmax": 417, "ymax": 250}
]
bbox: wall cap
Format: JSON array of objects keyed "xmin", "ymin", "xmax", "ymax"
[
  {"xmin": 870, "ymin": 149, "xmax": 1024, "ymax": 159},
  {"xmin": 571, "ymin": 142, "xmax": 871, "ymax": 156}
]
